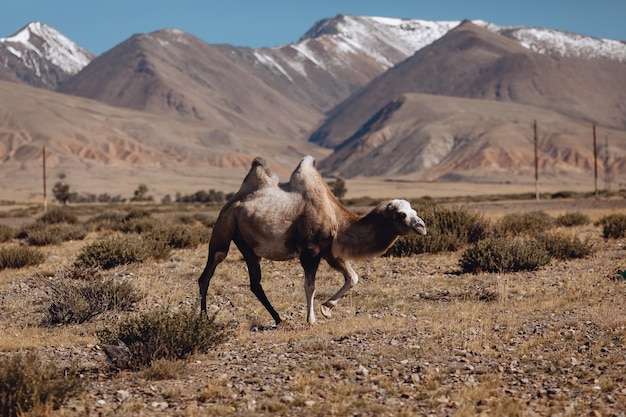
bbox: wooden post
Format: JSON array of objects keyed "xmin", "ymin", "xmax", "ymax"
[
  {"xmin": 43, "ymin": 146, "xmax": 47, "ymax": 212},
  {"xmin": 604, "ymin": 135, "xmax": 609, "ymax": 193},
  {"xmin": 534, "ymin": 120, "xmax": 538, "ymax": 201},
  {"xmin": 593, "ymin": 124, "xmax": 598, "ymax": 199}
]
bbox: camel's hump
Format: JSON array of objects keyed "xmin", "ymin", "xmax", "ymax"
[{"xmin": 251, "ymin": 157, "xmax": 269, "ymax": 169}]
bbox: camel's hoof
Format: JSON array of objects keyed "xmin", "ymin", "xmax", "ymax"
[{"xmin": 320, "ymin": 304, "xmax": 333, "ymax": 318}]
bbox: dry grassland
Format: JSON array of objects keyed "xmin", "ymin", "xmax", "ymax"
[{"xmin": 0, "ymin": 199, "xmax": 625, "ymax": 416}]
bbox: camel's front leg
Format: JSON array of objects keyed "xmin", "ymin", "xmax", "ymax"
[
  {"xmin": 300, "ymin": 252, "xmax": 321, "ymax": 324},
  {"xmin": 320, "ymin": 256, "xmax": 358, "ymax": 318}
]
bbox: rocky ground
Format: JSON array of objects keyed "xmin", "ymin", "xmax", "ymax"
[{"xmin": 0, "ymin": 198, "xmax": 625, "ymax": 416}]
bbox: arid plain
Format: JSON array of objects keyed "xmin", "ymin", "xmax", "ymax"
[{"xmin": 1, "ymin": 194, "xmax": 625, "ymax": 416}]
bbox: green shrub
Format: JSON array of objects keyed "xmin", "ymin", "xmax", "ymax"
[
  {"xmin": 43, "ymin": 276, "xmax": 143, "ymax": 325},
  {"xmin": 145, "ymin": 222, "xmax": 211, "ymax": 249},
  {"xmin": 597, "ymin": 214, "xmax": 626, "ymax": 239},
  {"xmin": 495, "ymin": 211, "xmax": 554, "ymax": 236},
  {"xmin": 459, "ymin": 236, "xmax": 551, "ymax": 274},
  {"xmin": 0, "ymin": 224, "xmax": 14, "ymax": 243},
  {"xmin": 0, "ymin": 352, "xmax": 83, "ymax": 417},
  {"xmin": 23, "ymin": 223, "xmax": 88, "ymax": 246},
  {"xmin": 74, "ymin": 234, "xmax": 170, "ymax": 269},
  {"xmin": 98, "ymin": 307, "xmax": 229, "ymax": 369},
  {"xmin": 387, "ymin": 204, "xmax": 489, "ymax": 256},
  {"xmin": 555, "ymin": 212, "xmax": 590, "ymax": 227},
  {"xmin": 0, "ymin": 246, "xmax": 46, "ymax": 270},
  {"xmin": 537, "ymin": 232, "xmax": 595, "ymax": 260},
  {"xmin": 38, "ymin": 207, "xmax": 78, "ymax": 225}
]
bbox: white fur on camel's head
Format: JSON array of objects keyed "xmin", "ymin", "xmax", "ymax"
[{"xmin": 386, "ymin": 199, "xmax": 427, "ymax": 235}]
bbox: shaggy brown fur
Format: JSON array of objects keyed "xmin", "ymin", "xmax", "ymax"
[{"xmin": 198, "ymin": 156, "xmax": 426, "ymax": 325}]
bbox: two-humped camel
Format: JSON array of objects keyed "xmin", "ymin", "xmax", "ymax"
[{"xmin": 198, "ymin": 155, "xmax": 426, "ymax": 325}]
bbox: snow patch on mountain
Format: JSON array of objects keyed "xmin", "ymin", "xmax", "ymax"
[
  {"xmin": 503, "ymin": 27, "xmax": 626, "ymax": 62},
  {"xmin": 0, "ymin": 22, "xmax": 93, "ymax": 74},
  {"xmin": 253, "ymin": 15, "xmax": 626, "ymax": 82}
]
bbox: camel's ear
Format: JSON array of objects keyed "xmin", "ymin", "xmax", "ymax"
[{"xmin": 386, "ymin": 202, "xmax": 406, "ymax": 220}]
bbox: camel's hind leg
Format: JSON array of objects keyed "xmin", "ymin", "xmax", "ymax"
[
  {"xmin": 234, "ymin": 237, "xmax": 282, "ymax": 326},
  {"xmin": 320, "ymin": 255, "xmax": 358, "ymax": 318}
]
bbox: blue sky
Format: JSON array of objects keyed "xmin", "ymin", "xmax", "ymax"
[{"xmin": 2, "ymin": 0, "xmax": 625, "ymax": 55}]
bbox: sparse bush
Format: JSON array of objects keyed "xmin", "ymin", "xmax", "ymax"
[
  {"xmin": 74, "ymin": 234, "xmax": 170, "ymax": 269},
  {"xmin": 98, "ymin": 307, "xmax": 229, "ymax": 369},
  {"xmin": 327, "ymin": 178, "xmax": 347, "ymax": 199},
  {"xmin": 495, "ymin": 211, "xmax": 554, "ymax": 236},
  {"xmin": 0, "ymin": 224, "xmax": 14, "ymax": 243},
  {"xmin": 0, "ymin": 246, "xmax": 46, "ymax": 270},
  {"xmin": 119, "ymin": 216, "xmax": 160, "ymax": 234},
  {"xmin": 459, "ymin": 236, "xmax": 551, "ymax": 274},
  {"xmin": 43, "ymin": 276, "xmax": 143, "ymax": 325},
  {"xmin": 192, "ymin": 213, "xmax": 216, "ymax": 228},
  {"xmin": 597, "ymin": 214, "xmax": 626, "ymax": 239},
  {"xmin": 555, "ymin": 212, "xmax": 590, "ymax": 227},
  {"xmin": 387, "ymin": 204, "xmax": 489, "ymax": 256},
  {"xmin": 23, "ymin": 223, "xmax": 88, "ymax": 246},
  {"xmin": 88, "ymin": 208, "xmax": 152, "ymax": 232},
  {"xmin": 537, "ymin": 232, "xmax": 595, "ymax": 260},
  {"xmin": 145, "ymin": 222, "xmax": 211, "ymax": 249},
  {"xmin": 38, "ymin": 207, "xmax": 78, "ymax": 225},
  {"xmin": 0, "ymin": 352, "xmax": 83, "ymax": 417},
  {"xmin": 176, "ymin": 189, "xmax": 229, "ymax": 204}
]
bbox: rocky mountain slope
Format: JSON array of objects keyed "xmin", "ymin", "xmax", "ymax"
[
  {"xmin": 317, "ymin": 93, "xmax": 626, "ymax": 182},
  {"xmin": 311, "ymin": 21, "xmax": 626, "ymax": 181},
  {"xmin": 0, "ymin": 80, "xmax": 326, "ymax": 201}
]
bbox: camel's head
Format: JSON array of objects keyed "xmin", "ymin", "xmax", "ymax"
[{"xmin": 385, "ymin": 199, "xmax": 427, "ymax": 235}]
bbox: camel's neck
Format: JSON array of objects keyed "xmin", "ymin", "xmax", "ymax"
[{"xmin": 332, "ymin": 209, "xmax": 400, "ymax": 260}]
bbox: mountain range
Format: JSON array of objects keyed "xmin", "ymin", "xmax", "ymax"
[{"xmin": 1, "ymin": 16, "xmax": 625, "ymax": 201}]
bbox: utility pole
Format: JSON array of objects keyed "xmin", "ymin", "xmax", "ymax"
[
  {"xmin": 43, "ymin": 146, "xmax": 47, "ymax": 212},
  {"xmin": 593, "ymin": 124, "xmax": 598, "ymax": 199},
  {"xmin": 534, "ymin": 120, "xmax": 539, "ymax": 201},
  {"xmin": 604, "ymin": 135, "xmax": 609, "ymax": 193}
]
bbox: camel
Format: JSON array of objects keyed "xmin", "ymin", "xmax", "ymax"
[{"xmin": 198, "ymin": 155, "xmax": 426, "ymax": 325}]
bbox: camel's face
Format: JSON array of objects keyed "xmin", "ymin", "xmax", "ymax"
[{"xmin": 388, "ymin": 199, "xmax": 427, "ymax": 235}]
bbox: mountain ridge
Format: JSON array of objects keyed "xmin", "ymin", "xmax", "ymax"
[{"xmin": 1, "ymin": 16, "xmax": 625, "ymax": 201}]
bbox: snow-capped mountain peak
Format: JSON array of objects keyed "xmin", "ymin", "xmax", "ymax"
[{"xmin": 0, "ymin": 21, "xmax": 93, "ymax": 75}]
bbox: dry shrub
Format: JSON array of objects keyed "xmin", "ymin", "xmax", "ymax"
[
  {"xmin": 597, "ymin": 213, "xmax": 626, "ymax": 239},
  {"xmin": 0, "ymin": 352, "xmax": 83, "ymax": 417},
  {"xmin": 536, "ymin": 232, "xmax": 595, "ymax": 260},
  {"xmin": 22, "ymin": 223, "xmax": 88, "ymax": 246},
  {"xmin": 88, "ymin": 208, "xmax": 152, "ymax": 232},
  {"xmin": 0, "ymin": 246, "xmax": 46, "ymax": 270},
  {"xmin": 42, "ymin": 274, "xmax": 143, "ymax": 325},
  {"xmin": 495, "ymin": 211, "xmax": 554, "ymax": 236},
  {"xmin": 555, "ymin": 211, "xmax": 590, "ymax": 227},
  {"xmin": 145, "ymin": 222, "xmax": 211, "ymax": 249},
  {"xmin": 38, "ymin": 207, "xmax": 78, "ymax": 225},
  {"xmin": 387, "ymin": 204, "xmax": 489, "ymax": 256},
  {"xmin": 97, "ymin": 307, "xmax": 230, "ymax": 370},
  {"xmin": 74, "ymin": 234, "xmax": 170, "ymax": 269},
  {"xmin": 0, "ymin": 225, "xmax": 14, "ymax": 243},
  {"xmin": 459, "ymin": 236, "xmax": 551, "ymax": 273}
]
